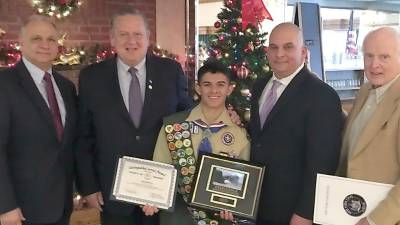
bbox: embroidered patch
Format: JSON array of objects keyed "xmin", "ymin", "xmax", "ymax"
[{"xmin": 222, "ymin": 132, "xmax": 235, "ymax": 145}]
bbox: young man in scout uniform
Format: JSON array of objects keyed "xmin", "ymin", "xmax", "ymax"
[{"xmin": 151, "ymin": 61, "xmax": 250, "ymax": 225}]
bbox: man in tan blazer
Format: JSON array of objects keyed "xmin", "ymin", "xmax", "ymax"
[{"xmin": 338, "ymin": 27, "xmax": 400, "ymax": 225}]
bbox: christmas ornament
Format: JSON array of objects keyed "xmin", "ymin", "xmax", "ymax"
[
  {"xmin": 263, "ymin": 46, "xmax": 268, "ymax": 53},
  {"xmin": 240, "ymin": 88, "xmax": 250, "ymax": 96},
  {"xmin": 226, "ymin": 0, "xmax": 234, "ymax": 8},
  {"xmin": 218, "ymin": 35, "xmax": 225, "ymax": 41},
  {"xmin": 243, "ymin": 108, "xmax": 251, "ymax": 122},
  {"xmin": 231, "ymin": 64, "xmax": 239, "ymax": 71},
  {"xmin": 254, "ymin": 38, "xmax": 261, "ymax": 46},
  {"xmin": 263, "ymin": 65, "xmax": 270, "ymax": 72},
  {"xmin": 231, "ymin": 25, "xmax": 239, "ymax": 33},
  {"xmin": 214, "ymin": 21, "xmax": 221, "ymax": 28},
  {"xmin": 237, "ymin": 66, "xmax": 249, "ymax": 79}
]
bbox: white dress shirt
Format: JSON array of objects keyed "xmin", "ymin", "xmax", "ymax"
[
  {"xmin": 258, "ymin": 63, "xmax": 305, "ymax": 114},
  {"xmin": 23, "ymin": 57, "xmax": 66, "ymax": 126},
  {"xmin": 117, "ymin": 57, "xmax": 147, "ymax": 111}
]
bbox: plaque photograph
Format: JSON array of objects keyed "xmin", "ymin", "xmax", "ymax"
[
  {"xmin": 189, "ymin": 153, "xmax": 265, "ymax": 220},
  {"xmin": 111, "ymin": 156, "xmax": 178, "ymax": 211}
]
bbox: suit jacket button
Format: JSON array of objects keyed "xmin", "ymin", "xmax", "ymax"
[{"xmin": 136, "ymin": 136, "xmax": 140, "ymax": 141}]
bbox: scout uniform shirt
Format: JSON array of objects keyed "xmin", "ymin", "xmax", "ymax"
[
  {"xmin": 152, "ymin": 104, "xmax": 250, "ymax": 225},
  {"xmin": 153, "ymin": 104, "xmax": 250, "ymax": 164}
]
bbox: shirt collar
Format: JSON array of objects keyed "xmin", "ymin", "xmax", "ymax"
[
  {"xmin": 272, "ymin": 63, "xmax": 304, "ymax": 86},
  {"xmin": 22, "ymin": 57, "xmax": 52, "ymax": 83},
  {"xmin": 187, "ymin": 104, "xmax": 234, "ymax": 127},
  {"xmin": 117, "ymin": 57, "xmax": 146, "ymax": 75},
  {"xmin": 369, "ymin": 73, "xmax": 400, "ymax": 104}
]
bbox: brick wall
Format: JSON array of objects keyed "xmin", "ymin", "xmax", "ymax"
[{"xmin": 0, "ymin": 0, "xmax": 157, "ymax": 47}]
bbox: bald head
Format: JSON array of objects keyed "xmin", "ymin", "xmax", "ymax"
[
  {"xmin": 267, "ymin": 22, "xmax": 307, "ymax": 78},
  {"xmin": 362, "ymin": 26, "xmax": 400, "ymax": 87}
]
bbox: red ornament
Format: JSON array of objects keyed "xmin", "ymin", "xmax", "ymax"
[
  {"xmin": 231, "ymin": 64, "xmax": 239, "ymax": 71},
  {"xmin": 226, "ymin": 0, "xmax": 234, "ymax": 7},
  {"xmin": 223, "ymin": 19, "xmax": 229, "ymax": 25},
  {"xmin": 218, "ymin": 35, "xmax": 225, "ymax": 41},
  {"xmin": 231, "ymin": 25, "xmax": 239, "ymax": 33},
  {"xmin": 263, "ymin": 46, "xmax": 268, "ymax": 53},
  {"xmin": 214, "ymin": 21, "xmax": 221, "ymax": 28},
  {"xmin": 254, "ymin": 39, "xmax": 261, "ymax": 46},
  {"xmin": 237, "ymin": 66, "xmax": 249, "ymax": 79}
]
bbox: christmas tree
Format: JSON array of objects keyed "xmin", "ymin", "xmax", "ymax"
[{"xmin": 208, "ymin": 0, "xmax": 273, "ymax": 122}]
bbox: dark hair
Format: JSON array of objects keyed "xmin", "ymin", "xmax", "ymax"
[
  {"xmin": 110, "ymin": 7, "xmax": 149, "ymax": 32},
  {"xmin": 197, "ymin": 60, "xmax": 232, "ymax": 82}
]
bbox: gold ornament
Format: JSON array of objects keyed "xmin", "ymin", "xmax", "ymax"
[
  {"xmin": 240, "ymin": 88, "xmax": 250, "ymax": 97},
  {"xmin": 243, "ymin": 109, "xmax": 251, "ymax": 122},
  {"xmin": 263, "ymin": 65, "xmax": 270, "ymax": 72}
]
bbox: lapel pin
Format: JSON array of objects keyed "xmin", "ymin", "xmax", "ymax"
[
  {"xmin": 149, "ymin": 79, "xmax": 153, "ymax": 84},
  {"xmin": 148, "ymin": 84, "xmax": 153, "ymax": 90}
]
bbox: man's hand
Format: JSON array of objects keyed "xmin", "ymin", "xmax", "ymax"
[
  {"xmin": 290, "ymin": 213, "xmax": 312, "ymax": 225},
  {"xmin": 227, "ymin": 105, "xmax": 243, "ymax": 126},
  {"xmin": 73, "ymin": 194, "xmax": 86, "ymax": 210},
  {"xmin": 219, "ymin": 210, "xmax": 234, "ymax": 221},
  {"xmin": 355, "ymin": 217, "xmax": 370, "ymax": 225},
  {"xmin": 84, "ymin": 192, "xmax": 104, "ymax": 212},
  {"xmin": 142, "ymin": 205, "xmax": 159, "ymax": 216},
  {"xmin": 0, "ymin": 208, "xmax": 25, "ymax": 225}
]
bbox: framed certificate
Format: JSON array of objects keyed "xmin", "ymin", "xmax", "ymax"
[
  {"xmin": 314, "ymin": 174, "xmax": 393, "ymax": 225},
  {"xmin": 111, "ymin": 156, "xmax": 178, "ymax": 211},
  {"xmin": 189, "ymin": 153, "xmax": 265, "ymax": 220}
]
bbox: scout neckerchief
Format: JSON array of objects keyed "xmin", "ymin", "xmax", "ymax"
[
  {"xmin": 164, "ymin": 120, "xmax": 231, "ymax": 225},
  {"xmin": 193, "ymin": 119, "xmax": 227, "ymax": 155}
]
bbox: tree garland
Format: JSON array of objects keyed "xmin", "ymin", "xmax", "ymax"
[{"xmin": 32, "ymin": 0, "xmax": 82, "ymax": 19}]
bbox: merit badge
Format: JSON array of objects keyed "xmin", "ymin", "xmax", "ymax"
[
  {"xmin": 183, "ymin": 139, "xmax": 192, "ymax": 147},
  {"xmin": 189, "ymin": 166, "xmax": 196, "ymax": 174},
  {"xmin": 170, "ymin": 151, "xmax": 178, "ymax": 159},
  {"xmin": 174, "ymin": 132, "xmax": 182, "ymax": 140},
  {"xmin": 343, "ymin": 194, "xmax": 367, "ymax": 217},
  {"xmin": 168, "ymin": 142, "xmax": 176, "ymax": 151},
  {"xmin": 187, "ymin": 156, "xmax": 195, "ymax": 165},
  {"xmin": 181, "ymin": 167, "xmax": 189, "ymax": 176},
  {"xmin": 175, "ymin": 140, "xmax": 183, "ymax": 148},
  {"xmin": 210, "ymin": 220, "xmax": 219, "ymax": 225},
  {"xmin": 173, "ymin": 123, "xmax": 182, "ymax": 132},
  {"xmin": 183, "ymin": 176, "xmax": 190, "ymax": 184},
  {"xmin": 185, "ymin": 147, "xmax": 194, "ymax": 156},
  {"xmin": 222, "ymin": 132, "xmax": 234, "ymax": 145},
  {"xmin": 177, "ymin": 149, "xmax": 185, "ymax": 158},
  {"xmin": 166, "ymin": 134, "xmax": 174, "ymax": 142},
  {"xmin": 179, "ymin": 158, "xmax": 187, "ymax": 167},
  {"xmin": 181, "ymin": 122, "xmax": 190, "ymax": 130},
  {"xmin": 165, "ymin": 125, "xmax": 173, "ymax": 133},
  {"xmin": 182, "ymin": 130, "xmax": 190, "ymax": 139},
  {"xmin": 192, "ymin": 210, "xmax": 200, "ymax": 219},
  {"xmin": 184, "ymin": 185, "xmax": 191, "ymax": 193},
  {"xmin": 197, "ymin": 220, "xmax": 206, "ymax": 225},
  {"xmin": 198, "ymin": 211, "xmax": 206, "ymax": 219}
]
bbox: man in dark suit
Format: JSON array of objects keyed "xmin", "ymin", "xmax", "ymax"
[
  {"xmin": 249, "ymin": 23, "xmax": 343, "ymax": 225},
  {"xmin": 75, "ymin": 8, "xmax": 192, "ymax": 225},
  {"xmin": 0, "ymin": 15, "xmax": 77, "ymax": 225}
]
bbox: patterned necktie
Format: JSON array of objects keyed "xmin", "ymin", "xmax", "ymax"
[
  {"xmin": 43, "ymin": 72, "xmax": 63, "ymax": 142},
  {"xmin": 259, "ymin": 79, "xmax": 281, "ymax": 128},
  {"xmin": 194, "ymin": 119, "xmax": 226, "ymax": 155},
  {"xmin": 128, "ymin": 67, "xmax": 143, "ymax": 128}
]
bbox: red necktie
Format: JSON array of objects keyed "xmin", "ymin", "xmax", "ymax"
[{"xmin": 43, "ymin": 72, "xmax": 63, "ymax": 142}]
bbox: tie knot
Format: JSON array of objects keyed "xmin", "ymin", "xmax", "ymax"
[
  {"xmin": 43, "ymin": 72, "xmax": 52, "ymax": 82},
  {"xmin": 128, "ymin": 67, "xmax": 138, "ymax": 76},
  {"xmin": 271, "ymin": 79, "xmax": 281, "ymax": 90}
]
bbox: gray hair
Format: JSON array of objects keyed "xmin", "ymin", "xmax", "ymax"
[
  {"xmin": 20, "ymin": 15, "xmax": 58, "ymax": 36},
  {"xmin": 110, "ymin": 7, "xmax": 149, "ymax": 32}
]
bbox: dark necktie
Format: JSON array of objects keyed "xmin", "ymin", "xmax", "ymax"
[
  {"xmin": 43, "ymin": 72, "xmax": 63, "ymax": 142},
  {"xmin": 259, "ymin": 80, "xmax": 281, "ymax": 128},
  {"xmin": 194, "ymin": 119, "xmax": 226, "ymax": 154},
  {"xmin": 128, "ymin": 67, "xmax": 143, "ymax": 128}
]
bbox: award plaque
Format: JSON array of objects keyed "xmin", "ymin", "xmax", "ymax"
[
  {"xmin": 111, "ymin": 156, "xmax": 177, "ymax": 211},
  {"xmin": 189, "ymin": 153, "xmax": 265, "ymax": 220}
]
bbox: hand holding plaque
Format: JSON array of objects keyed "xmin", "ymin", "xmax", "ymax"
[
  {"xmin": 111, "ymin": 156, "xmax": 177, "ymax": 211},
  {"xmin": 189, "ymin": 153, "xmax": 265, "ymax": 220}
]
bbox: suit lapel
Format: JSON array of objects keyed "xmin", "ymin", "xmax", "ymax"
[
  {"xmin": 106, "ymin": 58, "xmax": 134, "ymax": 126},
  {"xmin": 140, "ymin": 55, "xmax": 155, "ymax": 128},
  {"xmin": 15, "ymin": 61, "xmax": 57, "ymax": 136},
  {"xmin": 262, "ymin": 67, "xmax": 307, "ymax": 129},
  {"xmin": 351, "ymin": 78, "xmax": 400, "ymax": 158}
]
